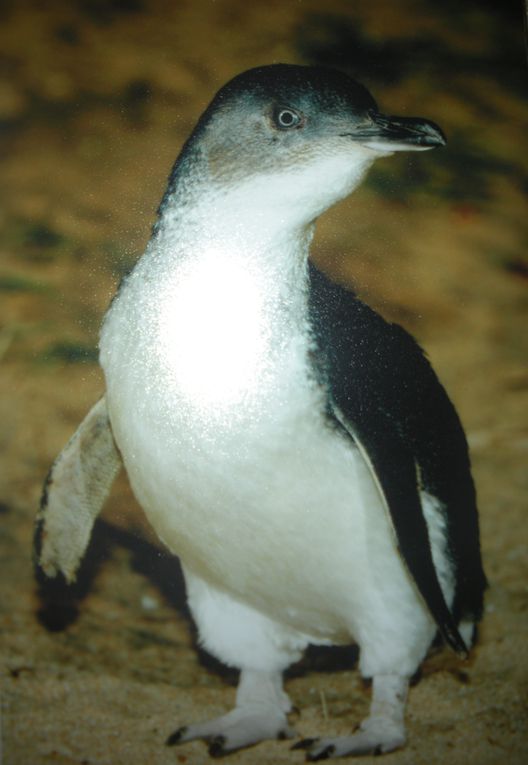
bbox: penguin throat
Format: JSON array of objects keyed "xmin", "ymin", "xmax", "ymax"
[{"xmin": 150, "ymin": 224, "xmax": 312, "ymax": 417}]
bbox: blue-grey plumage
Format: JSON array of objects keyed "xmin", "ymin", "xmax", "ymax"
[{"xmin": 36, "ymin": 64, "xmax": 485, "ymax": 760}]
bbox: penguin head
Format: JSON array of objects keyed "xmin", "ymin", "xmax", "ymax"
[{"xmin": 172, "ymin": 64, "xmax": 446, "ymax": 226}]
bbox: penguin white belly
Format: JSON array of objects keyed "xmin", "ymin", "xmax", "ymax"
[{"xmin": 100, "ymin": 256, "xmax": 444, "ymax": 661}]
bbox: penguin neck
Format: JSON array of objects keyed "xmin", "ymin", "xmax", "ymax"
[
  {"xmin": 126, "ymin": 170, "xmax": 318, "ymax": 418},
  {"xmin": 151, "ymin": 171, "xmax": 316, "ymax": 301}
]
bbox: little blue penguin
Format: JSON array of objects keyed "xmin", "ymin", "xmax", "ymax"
[{"xmin": 35, "ymin": 64, "xmax": 487, "ymax": 760}]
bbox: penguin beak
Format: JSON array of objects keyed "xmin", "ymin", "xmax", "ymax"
[{"xmin": 350, "ymin": 110, "xmax": 446, "ymax": 152}]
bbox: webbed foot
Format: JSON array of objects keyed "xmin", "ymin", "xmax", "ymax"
[
  {"xmin": 166, "ymin": 704, "xmax": 295, "ymax": 756},
  {"xmin": 292, "ymin": 717, "xmax": 405, "ymax": 760},
  {"xmin": 292, "ymin": 673, "xmax": 408, "ymax": 760}
]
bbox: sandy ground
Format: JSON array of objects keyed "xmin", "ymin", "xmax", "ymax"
[{"xmin": 1, "ymin": 1, "xmax": 527, "ymax": 764}]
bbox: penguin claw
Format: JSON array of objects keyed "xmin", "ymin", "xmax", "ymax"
[
  {"xmin": 208, "ymin": 735, "xmax": 228, "ymax": 757},
  {"xmin": 306, "ymin": 744, "xmax": 336, "ymax": 761},
  {"xmin": 165, "ymin": 726, "xmax": 187, "ymax": 746},
  {"xmin": 291, "ymin": 737, "xmax": 319, "ymax": 750}
]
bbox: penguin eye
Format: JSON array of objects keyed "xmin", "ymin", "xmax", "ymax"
[{"xmin": 274, "ymin": 107, "xmax": 303, "ymax": 130}]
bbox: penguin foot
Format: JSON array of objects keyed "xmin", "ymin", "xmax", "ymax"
[
  {"xmin": 294, "ymin": 717, "xmax": 406, "ymax": 760},
  {"xmin": 166, "ymin": 705, "xmax": 296, "ymax": 755}
]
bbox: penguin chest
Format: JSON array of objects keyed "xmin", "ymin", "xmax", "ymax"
[
  {"xmin": 154, "ymin": 253, "xmax": 274, "ymax": 409},
  {"xmin": 100, "ymin": 251, "xmax": 334, "ymax": 544},
  {"xmin": 107, "ymin": 360, "xmax": 385, "ymax": 641},
  {"xmin": 99, "ymin": 255, "xmax": 410, "ymax": 638}
]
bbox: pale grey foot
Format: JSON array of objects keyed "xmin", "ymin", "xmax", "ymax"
[
  {"xmin": 166, "ymin": 668, "xmax": 296, "ymax": 756},
  {"xmin": 293, "ymin": 674, "xmax": 408, "ymax": 761},
  {"xmin": 166, "ymin": 570, "xmax": 307, "ymax": 756}
]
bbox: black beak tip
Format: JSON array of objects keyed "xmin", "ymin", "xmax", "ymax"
[
  {"xmin": 364, "ymin": 111, "xmax": 447, "ymax": 150},
  {"xmin": 422, "ymin": 120, "xmax": 447, "ymax": 148}
]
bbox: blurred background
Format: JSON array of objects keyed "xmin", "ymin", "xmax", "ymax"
[{"xmin": 1, "ymin": 1, "xmax": 527, "ymax": 763}]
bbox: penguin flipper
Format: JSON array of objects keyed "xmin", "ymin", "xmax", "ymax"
[
  {"xmin": 34, "ymin": 396, "xmax": 121, "ymax": 583},
  {"xmin": 331, "ymin": 402, "xmax": 467, "ymax": 655},
  {"xmin": 307, "ymin": 261, "xmax": 476, "ymax": 654}
]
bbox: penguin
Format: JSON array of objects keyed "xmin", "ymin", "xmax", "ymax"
[{"xmin": 35, "ymin": 64, "xmax": 486, "ymax": 760}]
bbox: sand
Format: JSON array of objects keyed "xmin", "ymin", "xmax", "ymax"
[{"xmin": 1, "ymin": 1, "xmax": 527, "ymax": 764}]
